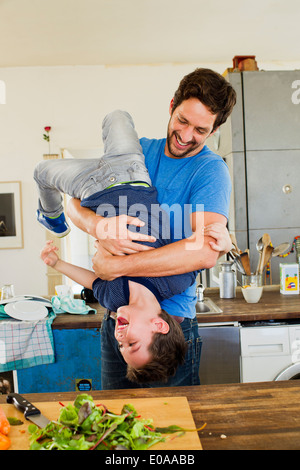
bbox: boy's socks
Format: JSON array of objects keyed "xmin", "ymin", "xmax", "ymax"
[{"xmin": 36, "ymin": 210, "xmax": 71, "ymax": 237}]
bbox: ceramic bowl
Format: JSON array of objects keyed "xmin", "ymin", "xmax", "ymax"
[{"xmin": 242, "ymin": 285, "xmax": 263, "ymax": 303}]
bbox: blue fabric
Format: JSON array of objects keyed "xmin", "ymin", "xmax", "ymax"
[
  {"xmin": 100, "ymin": 312, "xmax": 201, "ymax": 390},
  {"xmin": 83, "ymin": 185, "xmax": 198, "ymax": 316},
  {"xmin": 140, "ymin": 137, "xmax": 231, "ymax": 318}
]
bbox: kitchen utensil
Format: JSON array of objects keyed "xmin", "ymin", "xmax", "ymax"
[
  {"xmin": 255, "ymin": 237, "xmax": 264, "ymax": 274},
  {"xmin": 230, "ymin": 233, "xmax": 242, "ymax": 253},
  {"xmin": 228, "ymin": 251, "xmax": 246, "ymax": 274},
  {"xmin": 4, "ymin": 300, "xmax": 48, "ymax": 321},
  {"xmin": 262, "ymin": 245, "xmax": 274, "ymax": 270},
  {"xmin": 6, "ymin": 393, "xmax": 51, "ymax": 428},
  {"xmin": 259, "ymin": 233, "xmax": 271, "ymax": 274},
  {"xmin": 272, "ymin": 242, "xmax": 290, "ymax": 257},
  {"xmin": 256, "ymin": 233, "xmax": 271, "ymax": 274},
  {"xmin": 240, "ymin": 252, "xmax": 251, "ymax": 276},
  {"xmin": 3, "ymin": 396, "xmax": 202, "ymax": 450}
]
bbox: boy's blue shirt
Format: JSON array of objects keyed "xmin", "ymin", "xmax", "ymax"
[{"xmin": 140, "ymin": 137, "xmax": 231, "ymax": 318}]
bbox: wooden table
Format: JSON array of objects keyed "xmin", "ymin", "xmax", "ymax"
[{"xmin": 2, "ymin": 380, "xmax": 300, "ymax": 450}]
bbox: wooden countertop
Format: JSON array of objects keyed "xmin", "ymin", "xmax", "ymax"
[
  {"xmin": 51, "ymin": 285, "xmax": 300, "ymax": 329},
  {"xmin": 2, "ymin": 380, "xmax": 300, "ymax": 450}
]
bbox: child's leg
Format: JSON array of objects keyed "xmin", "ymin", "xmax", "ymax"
[
  {"xmin": 101, "ymin": 110, "xmax": 152, "ymax": 186},
  {"xmin": 34, "ymin": 157, "xmax": 102, "ymax": 218}
]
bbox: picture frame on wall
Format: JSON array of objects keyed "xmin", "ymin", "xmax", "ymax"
[{"xmin": 0, "ymin": 181, "xmax": 23, "ymax": 249}]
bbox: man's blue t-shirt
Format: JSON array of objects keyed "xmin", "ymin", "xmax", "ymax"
[{"xmin": 140, "ymin": 137, "xmax": 231, "ymax": 318}]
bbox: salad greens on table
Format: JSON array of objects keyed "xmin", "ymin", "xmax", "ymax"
[{"xmin": 28, "ymin": 394, "xmax": 193, "ymax": 450}]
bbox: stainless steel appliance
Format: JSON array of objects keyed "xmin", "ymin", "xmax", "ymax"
[{"xmin": 198, "ymin": 322, "xmax": 240, "ymax": 384}]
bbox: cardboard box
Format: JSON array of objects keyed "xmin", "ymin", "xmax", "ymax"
[{"xmin": 280, "ymin": 263, "xmax": 299, "ymax": 295}]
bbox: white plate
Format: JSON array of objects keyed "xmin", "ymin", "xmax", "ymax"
[{"xmin": 4, "ymin": 301, "xmax": 48, "ymax": 321}]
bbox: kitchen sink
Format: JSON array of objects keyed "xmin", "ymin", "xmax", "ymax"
[{"xmin": 196, "ymin": 297, "xmax": 223, "ymax": 314}]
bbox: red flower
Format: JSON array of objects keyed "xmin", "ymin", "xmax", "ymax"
[{"xmin": 44, "ymin": 126, "xmax": 51, "ymax": 132}]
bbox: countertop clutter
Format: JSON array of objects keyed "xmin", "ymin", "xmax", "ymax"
[
  {"xmin": 1, "ymin": 381, "xmax": 300, "ymax": 450},
  {"xmin": 3, "ymin": 285, "xmax": 300, "ymax": 450},
  {"xmin": 51, "ymin": 285, "xmax": 300, "ymax": 329}
]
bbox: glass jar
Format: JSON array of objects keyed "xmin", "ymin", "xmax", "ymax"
[{"xmin": 242, "ymin": 274, "xmax": 263, "ymax": 287}]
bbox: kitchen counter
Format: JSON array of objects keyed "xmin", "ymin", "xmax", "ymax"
[
  {"xmin": 2, "ymin": 380, "xmax": 300, "ymax": 450},
  {"xmin": 51, "ymin": 285, "xmax": 300, "ymax": 329}
]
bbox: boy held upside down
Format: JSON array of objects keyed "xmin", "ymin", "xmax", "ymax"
[
  {"xmin": 36, "ymin": 110, "xmax": 232, "ymax": 383},
  {"xmin": 41, "ymin": 239, "xmax": 195, "ymax": 383}
]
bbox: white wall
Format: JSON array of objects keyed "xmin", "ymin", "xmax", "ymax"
[{"xmin": 0, "ymin": 60, "xmax": 299, "ymax": 295}]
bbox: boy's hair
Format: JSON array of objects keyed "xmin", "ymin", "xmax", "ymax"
[
  {"xmin": 126, "ymin": 309, "xmax": 187, "ymax": 384},
  {"xmin": 172, "ymin": 68, "xmax": 237, "ymax": 131}
]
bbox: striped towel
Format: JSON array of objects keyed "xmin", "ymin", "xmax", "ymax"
[{"xmin": 0, "ymin": 305, "xmax": 56, "ymax": 372}]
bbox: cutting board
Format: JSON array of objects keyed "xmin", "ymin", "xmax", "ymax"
[{"xmin": 2, "ymin": 396, "xmax": 202, "ymax": 450}]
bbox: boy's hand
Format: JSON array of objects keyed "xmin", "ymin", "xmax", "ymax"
[
  {"xmin": 203, "ymin": 223, "xmax": 232, "ymax": 253},
  {"xmin": 95, "ymin": 215, "xmax": 156, "ymax": 256},
  {"xmin": 40, "ymin": 240, "xmax": 59, "ymax": 267}
]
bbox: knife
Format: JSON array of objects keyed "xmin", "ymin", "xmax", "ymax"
[{"xmin": 6, "ymin": 393, "xmax": 51, "ymax": 428}]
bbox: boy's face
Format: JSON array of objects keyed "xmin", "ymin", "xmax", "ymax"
[{"xmin": 114, "ymin": 304, "xmax": 169, "ymax": 368}]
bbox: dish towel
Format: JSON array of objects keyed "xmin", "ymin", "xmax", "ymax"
[
  {"xmin": 51, "ymin": 295, "xmax": 97, "ymax": 315},
  {"xmin": 0, "ymin": 306, "xmax": 56, "ymax": 372}
]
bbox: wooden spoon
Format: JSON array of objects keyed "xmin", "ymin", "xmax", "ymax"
[
  {"xmin": 272, "ymin": 242, "xmax": 290, "ymax": 257},
  {"xmin": 262, "ymin": 245, "xmax": 274, "ymax": 270},
  {"xmin": 258, "ymin": 233, "xmax": 271, "ymax": 274},
  {"xmin": 240, "ymin": 252, "xmax": 251, "ymax": 276},
  {"xmin": 230, "ymin": 233, "xmax": 242, "ymax": 254}
]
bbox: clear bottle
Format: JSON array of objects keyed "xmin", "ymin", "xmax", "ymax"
[{"xmin": 219, "ymin": 261, "xmax": 236, "ymax": 299}]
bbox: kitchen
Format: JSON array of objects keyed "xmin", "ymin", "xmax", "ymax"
[{"xmin": 1, "ymin": 0, "xmax": 300, "ymax": 451}]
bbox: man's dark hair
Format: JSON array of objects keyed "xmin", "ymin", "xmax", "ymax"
[
  {"xmin": 126, "ymin": 309, "xmax": 187, "ymax": 384},
  {"xmin": 172, "ymin": 68, "xmax": 236, "ymax": 131}
]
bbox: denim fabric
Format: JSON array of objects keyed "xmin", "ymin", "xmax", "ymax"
[
  {"xmin": 100, "ymin": 310, "xmax": 201, "ymax": 390},
  {"xmin": 34, "ymin": 110, "xmax": 151, "ymax": 217}
]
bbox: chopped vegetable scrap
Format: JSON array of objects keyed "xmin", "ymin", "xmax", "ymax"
[
  {"xmin": 28, "ymin": 394, "xmax": 203, "ymax": 451},
  {"xmin": 0, "ymin": 405, "xmax": 11, "ymax": 450},
  {"xmin": 0, "ymin": 405, "xmax": 10, "ymax": 436},
  {"xmin": 0, "ymin": 432, "xmax": 11, "ymax": 450},
  {"xmin": 7, "ymin": 417, "xmax": 23, "ymax": 426}
]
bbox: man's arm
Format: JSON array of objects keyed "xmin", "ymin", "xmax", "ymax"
[
  {"xmin": 91, "ymin": 211, "xmax": 228, "ymax": 280},
  {"xmin": 67, "ymin": 198, "xmax": 156, "ymax": 255}
]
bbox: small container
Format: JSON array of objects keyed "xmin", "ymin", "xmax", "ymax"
[
  {"xmin": 280, "ymin": 263, "xmax": 299, "ymax": 295},
  {"xmin": 219, "ymin": 261, "xmax": 236, "ymax": 299},
  {"xmin": 242, "ymin": 274, "xmax": 263, "ymax": 303},
  {"xmin": 0, "ymin": 284, "xmax": 15, "ymax": 300},
  {"xmin": 242, "ymin": 274, "xmax": 263, "ymax": 287}
]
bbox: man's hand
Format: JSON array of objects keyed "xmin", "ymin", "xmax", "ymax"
[
  {"xmin": 95, "ymin": 214, "xmax": 156, "ymax": 255},
  {"xmin": 92, "ymin": 240, "xmax": 120, "ymax": 280}
]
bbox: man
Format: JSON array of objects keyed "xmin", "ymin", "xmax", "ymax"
[{"xmin": 68, "ymin": 68, "xmax": 236, "ymax": 389}]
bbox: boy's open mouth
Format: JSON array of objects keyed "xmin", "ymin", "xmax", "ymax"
[{"xmin": 117, "ymin": 316, "xmax": 129, "ymax": 330}]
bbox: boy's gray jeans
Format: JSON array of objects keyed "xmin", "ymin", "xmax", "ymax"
[{"xmin": 34, "ymin": 110, "xmax": 152, "ymax": 217}]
